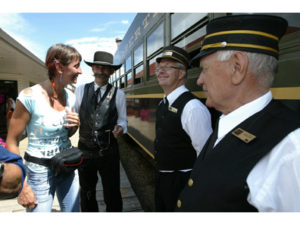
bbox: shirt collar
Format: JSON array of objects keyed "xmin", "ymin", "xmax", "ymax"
[
  {"xmin": 94, "ymin": 82, "xmax": 108, "ymax": 92},
  {"xmin": 165, "ymin": 85, "xmax": 188, "ymax": 106},
  {"xmin": 217, "ymin": 91, "xmax": 273, "ymax": 141}
]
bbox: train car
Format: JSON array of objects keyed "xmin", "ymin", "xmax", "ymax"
[{"xmin": 112, "ymin": 13, "xmax": 300, "ymax": 162}]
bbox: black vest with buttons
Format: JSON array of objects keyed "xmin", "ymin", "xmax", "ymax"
[
  {"xmin": 155, "ymin": 91, "xmax": 198, "ymax": 170},
  {"xmin": 79, "ymin": 82, "xmax": 118, "ymax": 150},
  {"xmin": 176, "ymin": 100, "xmax": 300, "ymax": 212}
]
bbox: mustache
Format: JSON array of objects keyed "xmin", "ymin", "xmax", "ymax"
[{"xmin": 94, "ymin": 73, "xmax": 110, "ymax": 78}]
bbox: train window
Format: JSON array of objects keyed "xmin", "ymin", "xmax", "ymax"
[
  {"xmin": 115, "ymin": 69, "xmax": 120, "ymax": 80},
  {"xmin": 171, "ymin": 13, "xmax": 206, "ymax": 39},
  {"xmin": 148, "ymin": 53, "xmax": 162, "ymax": 77},
  {"xmin": 120, "ymin": 76, "xmax": 125, "ymax": 89},
  {"xmin": 116, "ymin": 79, "xmax": 120, "ymax": 88},
  {"xmin": 120, "ymin": 65, "xmax": 125, "ymax": 76},
  {"xmin": 147, "ymin": 23, "xmax": 164, "ymax": 57},
  {"xmin": 127, "ymin": 72, "xmax": 133, "ymax": 86},
  {"xmin": 111, "ymin": 72, "xmax": 115, "ymax": 83},
  {"xmin": 126, "ymin": 56, "xmax": 132, "ymax": 72},
  {"xmin": 174, "ymin": 25, "xmax": 206, "ymax": 53},
  {"xmin": 134, "ymin": 44, "xmax": 143, "ymax": 66},
  {"xmin": 134, "ymin": 64, "xmax": 144, "ymax": 84}
]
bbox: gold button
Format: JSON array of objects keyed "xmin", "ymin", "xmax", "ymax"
[
  {"xmin": 177, "ymin": 200, "xmax": 181, "ymax": 208},
  {"xmin": 188, "ymin": 178, "xmax": 194, "ymax": 187}
]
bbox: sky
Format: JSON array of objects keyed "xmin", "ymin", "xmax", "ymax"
[
  {"xmin": 0, "ymin": 0, "xmax": 296, "ymax": 86},
  {"xmin": 0, "ymin": 12, "xmax": 136, "ymax": 85}
]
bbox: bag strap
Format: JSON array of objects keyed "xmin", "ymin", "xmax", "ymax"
[{"xmin": 24, "ymin": 152, "xmax": 51, "ymax": 167}]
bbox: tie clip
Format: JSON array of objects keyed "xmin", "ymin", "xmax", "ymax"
[{"xmin": 232, "ymin": 128, "xmax": 256, "ymax": 143}]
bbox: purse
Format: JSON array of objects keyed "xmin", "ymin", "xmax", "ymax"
[
  {"xmin": 49, "ymin": 147, "xmax": 83, "ymax": 176},
  {"xmin": 24, "ymin": 147, "xmax": 83, "ymax": 176}
]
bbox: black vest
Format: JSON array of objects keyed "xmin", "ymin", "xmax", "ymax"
[
  {"xmin": 78, "ymin": 82, "xmax": 118, "ymax": 150},
  {"xmin": 154, "ymin": 92, "xmax": 198, "ymax": 170},
  {"xmin": 176, "ymin": 100, "xmax": 300, "ymax": 212}
]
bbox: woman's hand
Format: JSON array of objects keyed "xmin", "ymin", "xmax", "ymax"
[
  {"xmin": 17, "ymin": 181, "xmax": 38, "ymax": 210},
  {"xmin": 64, "ymin": 108, "xmax": 80, "ymax": 128},
  {"xmin": 64, "ymin": 108, "xmax": 80, "ymax": 137}
]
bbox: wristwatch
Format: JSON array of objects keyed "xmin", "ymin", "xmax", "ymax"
[{"xmin": 0, "ymin": 162, "xmax": 4, "ymax": 180}]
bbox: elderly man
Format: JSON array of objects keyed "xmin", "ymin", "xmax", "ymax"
[
  {"xmin": 75, "ymin": 51, "xmax": 127, "ymax": 212},
  {"xmin": 176, "ymin": 14, "xmax": 300, "ymax": 212},
  {"xmin": 154, "ymin": 45, "xmax": 212, "ymax": 211}
]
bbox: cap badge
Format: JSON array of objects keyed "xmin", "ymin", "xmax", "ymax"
[
  {"xmin": 163, "ymin": 51, "xmax": 173, "ymax": 57},
  {"xmin": 221, "ymin": 41, "xmax": 227, "ymax": 47}
]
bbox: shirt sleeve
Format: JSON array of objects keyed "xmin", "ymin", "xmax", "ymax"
[
  {"xmin": 115, "ymin": 89, "xmax": 128, "ymax": 133},
  {"xmin": 181, "ymin": 99, "xmax": 213, "ymax": 156},
  {"xmin": 74, "ymin": 84, "xmax": 85, "ymax": 113},
  {"xmin": 17, "ymin": 88, "xmax": 34, "ymax": 114},
  {"xmin": 247, "ymin": 128, "xmax": 300, "ymax": 211}
]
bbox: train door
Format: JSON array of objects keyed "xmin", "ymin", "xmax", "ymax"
[{"xmin": 0, "ymin": 80, "xmax": 18, "ymax": 139}]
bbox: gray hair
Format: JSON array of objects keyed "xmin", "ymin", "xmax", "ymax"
[
  {"xmin": 216, "ymin": 50, "xmax": 278, "ymax": 88},
  {"xmin": 176, "ymin": 62, "xmax": 188, "ymax": 82},
  {"xmin": 176, "ymin": 62, "xmax": 186, "ymax": 70}
]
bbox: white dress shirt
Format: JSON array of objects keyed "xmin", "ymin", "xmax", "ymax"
[
  {"xmin": 160, "ymin": 85, "xmax": 212, "ymax": 172},
  {"xmin": 74, "ymin": 82, "xmax": 127, "ymax": 133},
  {"xmin": 215, "ymin": 91, "xmax": 300, "ymax": 211}
]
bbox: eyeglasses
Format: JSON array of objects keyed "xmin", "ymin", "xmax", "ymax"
[{"xmin": 155, "ymin": 66, "xmax": 183, "ymax": 73}]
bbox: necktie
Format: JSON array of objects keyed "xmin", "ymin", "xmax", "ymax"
[
  {"xmin": 163, "ymin": 97, "xmax": 169, "ymax": 112},
  {"xmin": 205, "ymin": 118, "xmax": 219, "ymax": 154},
  {"xmin": 164, "ymin": 97, "xmax": 169, "ymax": 107},
  {"xmin": 94, "ymin": 87, "xmax": 100, "ymax": 106}
]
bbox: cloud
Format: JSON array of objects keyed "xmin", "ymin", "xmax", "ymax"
[
  {"xmin": 90, "ymin": 19, "xmax": 129, "ymax": 33},
  {"xmin": 0, "ymin": 13, "xmax": 45, "ymax": 61},
  {"xmin": 66, "ymin": 36, "xmax": 118, "ymax": 56},
  {"xmin": 65, "ymin": 36, "xmax": 120, "ymax": 86},
  {"xmin": 91, "ymin": 28, "xmax": 105, "ymax": 33},
  {"xmin": 0, "ymin": 13, "xmax": 30, "ymax": 33}
]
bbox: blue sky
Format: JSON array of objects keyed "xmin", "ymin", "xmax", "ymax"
[
  {"xmin": 0, "ymin": 0, "xmax": 294, "ymax": 86},
  {"xmin": 0, "ymin": 12, "xmax": 136, "ymax": 85}
]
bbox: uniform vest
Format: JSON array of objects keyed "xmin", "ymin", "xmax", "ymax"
[
  {"xmin": 79, "ymin": 82, "xmax": 118, "ymax": 150},
  {"xmin": 154, "ymin": 92, "xmax": 198, "ymax": 170},
  {"xmin": 176, "ymin": 100, "xmax": 300, "ymax": 212}
]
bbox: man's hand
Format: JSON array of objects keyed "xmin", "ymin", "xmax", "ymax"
[{"xmin": 112, "ymin": 125, "xmax": 124, "ymax": 139}]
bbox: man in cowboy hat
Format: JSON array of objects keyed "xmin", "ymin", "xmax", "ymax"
[
  {"xmin": 175, "ymin": 14, "xmax": 300, "ymax": 212},
  {"xmin": 154, "ymin": 45, "xmax": 212, "ymax": 211},
  {"xmin": 75, "ymin": 51, "xmax": 127, "ymax": 212}
]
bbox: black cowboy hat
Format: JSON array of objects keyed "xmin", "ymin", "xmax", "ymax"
[{"xmin": 84, "ymin": 51, "xmax": 121, "ymax": 70}]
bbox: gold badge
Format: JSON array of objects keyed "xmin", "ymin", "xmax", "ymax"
[
  {"xmin": 232, "ymin": 128, "xmax": 256, "ymax": 143},
  {"xmin": 168, "ymin": 106, "xmax": 178, "ymax": 113}
]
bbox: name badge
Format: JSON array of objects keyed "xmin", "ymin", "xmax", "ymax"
[
  {"xmin": 232, "ymin": 128, "xmax": 256, "ymax": 143},
  {"xmin": 168, "ymin": 106, "xmax": 178, "ymax": 113}
]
